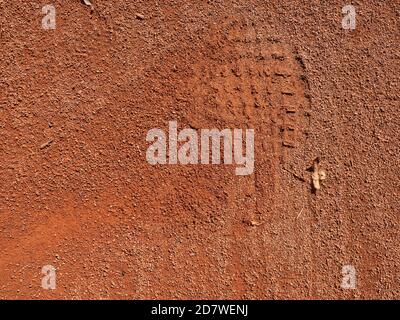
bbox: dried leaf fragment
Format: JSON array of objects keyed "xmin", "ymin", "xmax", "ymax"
[
  {"xmin": 250, "ymin": 220, "xmax": 262, "ymax": 227},
  {"xmin": 311, "ymin": 157, "xmax": 326, "ymax": 191},
  {"xmin": 246, "ymin": 219, "xmax": 262, "ymax": 227}
]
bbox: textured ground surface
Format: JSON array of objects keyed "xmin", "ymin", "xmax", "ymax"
[{"xmin": 0, "ymin": 0, "xmax": 399, "ymax": 299}]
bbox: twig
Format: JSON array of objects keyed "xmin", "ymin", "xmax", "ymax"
[
  {"xmin": 296, "ymin": 206, "xmax": 304, "ymax": 219},
  {"xmin": 283, "ymin": 167, "xmax": 306, "ymax": 182},
  {"xmin": 40, "ymin": 139, "xmax": 53, "ymax": 150}
]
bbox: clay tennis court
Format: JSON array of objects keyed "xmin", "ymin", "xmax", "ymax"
[{"xmin": 0, "ymin": 0, "xmax": 399, "ymax": 299}]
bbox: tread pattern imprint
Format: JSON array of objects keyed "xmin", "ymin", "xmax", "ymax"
[{"xmin": 182, "ymin": 18, "xmax": 314, "ymax": 298}]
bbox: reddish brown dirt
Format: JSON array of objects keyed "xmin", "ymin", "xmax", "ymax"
[{"xmin": 0, "ymin": 0, "xmax": 399, "ymax": 299}]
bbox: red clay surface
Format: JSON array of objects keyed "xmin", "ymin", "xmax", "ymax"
[{"xmin": 0, "ymin": 0, "xmax": 399, "ymax": 299}]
